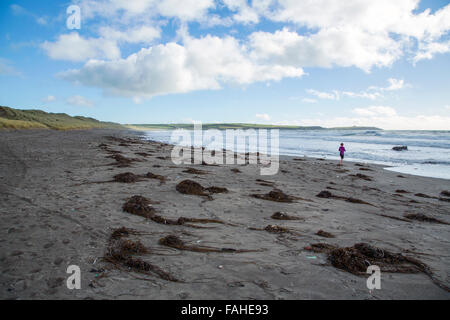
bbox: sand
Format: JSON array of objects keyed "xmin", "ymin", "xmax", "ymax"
[{"xmin": 0, "ymin": 129, "xmax": 449, "ymax": 300}]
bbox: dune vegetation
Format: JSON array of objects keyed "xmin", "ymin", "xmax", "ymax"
[{"xmin": 0, "ymin": 106, "xmax": 122, "ymax": 130}]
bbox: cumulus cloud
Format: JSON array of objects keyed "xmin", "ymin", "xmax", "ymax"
[
  {"xmin": 301, "ymin": 98, "xmax": 317, "ymax": 103},
  {"xmin": 73, "ymin": 0, "xmax": 215, "ymax": 22},
  {"xmin": 277, "ymin": 106, "xmax": 450, "ymax": 130},
  {"xmin": 353, "ymin": 106, "xmax": 397, "ymax": 117},
  {"xmin": 46, "ymin": 1, "xmax": 449, "ymax": 99},
  {"xmin": 42, "ymin": 32, "xmax": 121, "ymax": 62},
  {"xmin": 249, "ymin": 27, "xmax": 402, "ymax": 72},
  {"xmin": 98, "ymin": 26, "xmax": 161, "ymax": 44},
  {"xmin": 66, "ymin": 95, "xmax": 94, "ymax": 107},
  {"xmin": 306, "ymin": 89, "xmax": 339, "ymax": 100},
  {"xmin": 0, "ymin": 58, "xmax": 21, "ymax": 76},
  {"xmin": 59, "ymin": 34, "xmax": 305, "ymax": 98},
  {"xmin": 307, "ymin": 78, "xmax": 408, "ymax": 101},
  {"xmin": 43, "ymin": 95, "xmax": 56, "ymax": 103},
  {"xmin": 256, "ymin": 113, "xmax": 271, "ymax": 121}
]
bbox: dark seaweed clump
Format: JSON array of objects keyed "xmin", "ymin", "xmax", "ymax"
[
  {"xmin": 252, "ymin": 189, "xmax": 297, "ymax": 203},
  {"xmin": 104, "ymin": 227, "xmax": 179, "ymax": 282},
  {"xmin": 122, "ymin": 195, "xmax": 156, "ymax": 218},
  {"xmin": 271, "ymin": 212, "xmax": 301, "ymax": 220},
  {"xmin": 316, "ymin": 230, "xmax": 335, "ymax": 238},
  {"xmin": 113, "ymin": 172, "xmax": 142, "ymax": 183},
  {"xmin": 175, "ymin": 180, "xmax": 228, "ymax": 199},
  {"xmin": 404, "ymin": 213, "xmax": 448, "ymax": 225}
]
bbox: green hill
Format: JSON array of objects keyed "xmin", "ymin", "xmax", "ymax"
[{"xmin": 0, "ymin": 106, "xmax": 122, "ymax": 130}]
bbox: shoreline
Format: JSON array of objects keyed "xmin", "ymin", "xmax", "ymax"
[
  {"xmin": 1, "ymin": 128, "xmax": 449, "ymax": 299},
  {"xmin": 139, "ymin": 129, "xmax": 450, "ymax": 181}
]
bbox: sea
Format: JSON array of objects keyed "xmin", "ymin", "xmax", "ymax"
[{"xmin": 141, "ymin": 129, "xmax": 450, "ymax": 180}]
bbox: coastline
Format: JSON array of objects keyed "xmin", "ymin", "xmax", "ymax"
[{"xmin": 0, "ymin": 128, "xmax": 449, "ymax": 299}]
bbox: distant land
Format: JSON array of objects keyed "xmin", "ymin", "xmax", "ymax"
[
  {"xmin": 0, "ymin": 106, "xmax": 122, "ymax": 130},
  {"xmin": 0, "ymin": 106, "xmax": 382, "ymax": 131},
  {"xmin": 126, "ymin": 123, "xmax": 382, "ymax": 131}
]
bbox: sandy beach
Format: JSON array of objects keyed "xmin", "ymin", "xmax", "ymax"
[{"xmin": 0, "ymin": 129, "xmax": 449, "ymax": 300}]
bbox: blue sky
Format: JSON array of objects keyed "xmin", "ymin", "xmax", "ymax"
[{"xmin": 1, "ymin": 0, "xmax": 450, "ymax": 129}]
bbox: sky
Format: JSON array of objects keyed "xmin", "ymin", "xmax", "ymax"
[{"xmin": 1, "ymin": 0, "xmax": 450, "ymax": 130}]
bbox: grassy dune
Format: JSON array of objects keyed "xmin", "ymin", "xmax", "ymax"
[{"xmin": 0, "ymin": 106, "xmax": 122, "ymax": 130}]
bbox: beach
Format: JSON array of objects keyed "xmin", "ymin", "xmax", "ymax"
[{"xmin": 0, "ymin": 129, "xmax": 449, "ymax": 300}]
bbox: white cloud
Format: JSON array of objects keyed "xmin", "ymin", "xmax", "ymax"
[
  {"xmin": 66, "ymin": 95, "xmax": 94, "ymax": 107},
  {"xmin": 277, "ymin": 105, "xmax": 450, "ymax": 130},
  {"xmin": 249, "ymin": 27, "xmax": 402, "ymax": 72},
  {"xmin": 306, "ymin": 89, "xmax": 339, "ymax": 100},
  {"xmin": 10, "ymin": 4, "xmax": 48, "ymax": 26},
  {"xmin": 73, "ymin": 0, "xmax": 215, "ymax": 22},
  {"xmin": 414, "ymin": 41, "xmax": 450, "ymax": 63},
  {"xmin": 60, "ymin": 34, "xmax": 305, "ymax": 98},
  {"xmin": 0, "ymin": 58, "xmax": 21, "ymax": 76},
  {"xmin": 43, "ymin": 95, "xmax": 56, "ymax": 103},
  {"xmin": 42, "ymin": 32, "xmax": 121, "ymax": 62},
  {"xmin": 256, "ymin": 113, "xmax": 271, "ymax": 121},
  {"xmin": 353, "ymin": 106, "xmax": 397, "ymax": 117},
  {"xmin": 99, "ymin": 26, "xmax": 161, "ymax": 44},
  {"xmin": 301, "ymin": 98, "xmax": 317, "ymax": 103},
  {"xmin": 307, "ymin": 78, "xmax": 408, "ymax": 102}
]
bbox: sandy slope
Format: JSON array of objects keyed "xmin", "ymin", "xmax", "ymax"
[{"xmin": 0, "ymin": 129, "xmax": 449, "ymax": 299}]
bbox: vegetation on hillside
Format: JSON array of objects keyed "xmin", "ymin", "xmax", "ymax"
[{"xmin": 0, "ymin": 106, "xmax": 122, "ymax": 130}]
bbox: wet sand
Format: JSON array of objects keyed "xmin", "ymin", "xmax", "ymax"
[{"xmin": 0, "ymin": 129, "xmax": 449, "ymax": 299}]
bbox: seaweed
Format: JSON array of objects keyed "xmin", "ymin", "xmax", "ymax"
[
  {"xmin": 251, "ymin": 189, "xmax": 298, "ymax": 203},
  {"xmin": 316, "ymin": 190, "xmax": 374, "ymax": 206},
  {"xmin": 308, "ymin": 242, "xmax": 449, "ymax": 291},
  {"xmin": 159, "ymin": 235, "xmax": 260, "ymax": 253},
  {"xmin": 349, "ymin": 173, "xmax": 373, "ymax": 181},
  {"xmin": 122, "ymin": 195, "xmax": 157, "ymax": 218},
  {"xmin": 103, "ymin": 227, "xmax": 179, "ymax": 282},
  {"xmin": 403, "ymin": 213, "xmax": 448, "ymax": 225},
  {"xmin": 145, "ymin": 172, "xmax": 166, "ymax": 184},
  {"xmin": 175, "ymin": 180, "xmax": 228, "ymax": 199},
  {"xmin": 271, "ymin": 212, "xmax": 301, "ymax": 220},
  {"xmin": 183, "ymin": 168, "xmax": 208, "ymax": 175},
  {"xmin": 113, "ymin": 172, "xmax": 142, "ymax": 183},
  {"xmin": 316, "ymin": 230, "xmax": 335, "ymax": 238},
  {"xmin": 264, "ymin": 225, "xmax": 291, "ymax": 233}
]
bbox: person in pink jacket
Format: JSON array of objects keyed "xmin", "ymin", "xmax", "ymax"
[{"xmin": 338, "ymin": 143, "xmax": 346, "ymax": 165}]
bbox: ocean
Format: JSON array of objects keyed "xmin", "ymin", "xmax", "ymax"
[{"xmin": 141, "ymin": 129, "xmax": 450, "ymax": 180}]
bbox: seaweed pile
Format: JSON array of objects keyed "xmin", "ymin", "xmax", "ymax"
[
  {"xmin": 113, "ymin": 172, "xmax": 142, "ymax": 183},
  {"xmin": 308, "ymin": 242, "xmax": 449, "ymax": 291},
  {"xmin": 159, "ymin": 235, "xmax": 260, "ymax": 253},
  {"xmin": 271, "ymin": 212, "xmax": 301, "ymax": 220},
  {"xmin": 404, "ymin": 213, "xmax": 448, "ymax": 225},
  {"xmin": 316, "ymin": 230, "xmax": 335, "ymax": 238},
  {"xmin": 183, "ymin": 168, "xmax": 208, "ymax": 175},
  {"xmin": 122, "ymin": 195, "xmax": 157, "ymax": 218},
  {"xmin": 251, "ymin": 189, "xmax": 299, "ymax": 203},
  {"xmin": 176, "ymin": 180, "xmax": 228, "ymax": 199},
  {"xmin": 146, "ymin": 172, "xmax": 167, "ymax": 184},
  {"xmin": 316, "ymin": 190, "xmax": 374, "ymax": 206},
  {"xmin": 103, "ymin": 227, "xmax": 179, "ymax": 282},
  {"xmin": 349, "ymin": 173, "xmax": 373, "ymax": 181},
  {"xmin": 122, "ymin": 195, "xmax": 228, "ymax": 228}
]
